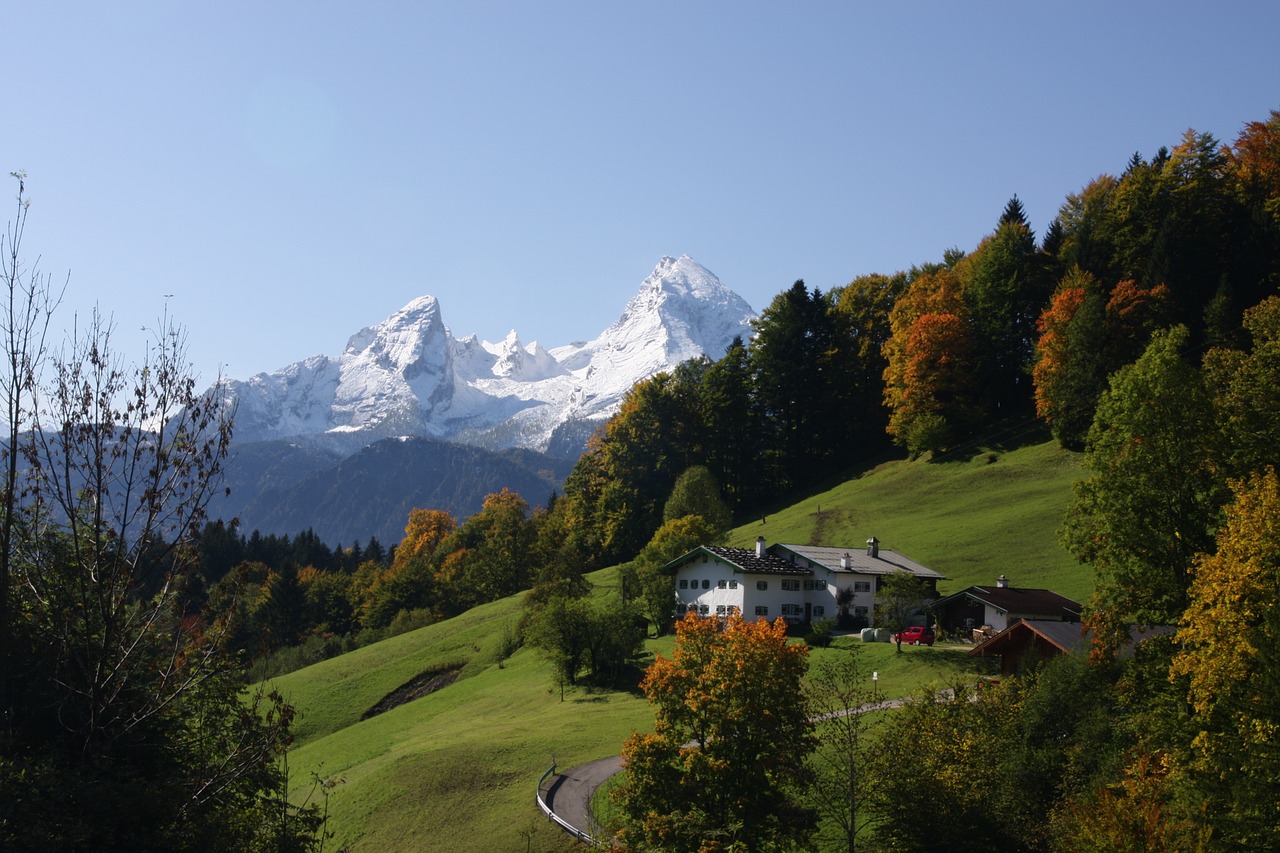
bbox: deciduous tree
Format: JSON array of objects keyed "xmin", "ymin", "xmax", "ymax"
[
  {"xmin": 614, "ymin": 612, "xmax": 815, "ymax": 851},
  {"xmin": 1062, "ymin": 326, "xmax": 1226, "ymax": 649},
  {"xmin": 874, "ymin": 570, "xmax": 931, "ymax": 652},
  {"xmin": 882, "ymin": 268, "xmax": 978, "ymax": 456},
  {"xmin": 2, "ymin": 300, "xmax": 319, "ymax": 847},
  {"xmin": 623, "ymin": 513, "xmax": 717, "ymax": 636},
  {"xmin": 0, "ymin": 174, "xmax": 62, "ymax": 724},
  {"xmin": 1033, "ymin": 269, "xmax": 1170, "ymax": 449},
  {"xmin": 1169, "ymin": 468, "xmax": 1280, "ymax": 847},
  {"xmin": 807, "ymin": 646, "xmax": 883, "ymax": 853},
  {"xmin": 431, "ymin": 492, "xmax": 529, "ymax": 614},
  {"xmin": 662, "ymin": 465, "xmax": 731, "ymax": 535},
  {"xmin": 1204, "ymin": 295, "xmax": 1280, "ymax": 481}
]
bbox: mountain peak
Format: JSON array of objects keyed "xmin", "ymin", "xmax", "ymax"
[
  {"xmin": 344, "ymin": 294, "xmax": 443, "ymax": 360},
  {"xmin": 218, "ymin": 257, "xmax": 756, "ymax": 451}
]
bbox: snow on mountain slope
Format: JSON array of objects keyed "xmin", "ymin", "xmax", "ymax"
[{"xmin": 219, "ymin": 256, "xmax": 755, "ymax": 453}]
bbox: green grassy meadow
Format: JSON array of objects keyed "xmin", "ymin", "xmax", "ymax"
[
  {"xmin": 275, "ymin": 437, "xmax": 1088, "ymax": 851},
  {"xmin": 727, "ymin": 436, "xmax": 1092, "ymax": 601}
]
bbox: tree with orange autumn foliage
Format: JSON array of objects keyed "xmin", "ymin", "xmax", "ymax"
[
  {"xmin": 356, "ymin": 508, "xmax": 457, "ymax": 628},
  {"xmin": 392, "ymin": 508, "xmax": 457, "ymax": 573},
  {"xmin": 432, "ymin": 488, "xmax": 536, "ymax": 614},
  {"xmin": 882, "ymin": 268, "xmax": 978, "ymax": 455},
  {"xmin": 1033, "ymin": 269, "xmax": 1095, "ymax": 447},
  {"xmin": 1033, "ymin": 268, "xmax": 1169, "ymax": 449},
  {"xmin": 613, "ymin": 611, "xmax": 815, "ymax": 852},
  {"xmin": 1052, "ymin": 750, "xmax": 1206, "ymax": 853}
]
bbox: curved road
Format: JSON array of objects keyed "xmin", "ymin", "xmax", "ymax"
[
  {"xmin": 540, "ymin": 755, "xmax": 623, "ymax": 842},
  {"xmin": 538, "ymin": 695, "xmax": 927, "ymax": 843}
]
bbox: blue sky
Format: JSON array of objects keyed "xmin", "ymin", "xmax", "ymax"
[{"xmin": 9, "ymin": 1, "xmax": 1280, "ymax": 385}]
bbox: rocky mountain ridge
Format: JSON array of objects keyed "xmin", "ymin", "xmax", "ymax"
[{"xmin": 218, "ymin": 255, "xmax": 756, "ymax": 453}]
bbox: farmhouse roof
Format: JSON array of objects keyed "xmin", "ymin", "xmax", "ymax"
[
  {"xmin": 769, "ymin": 543, "xmax": 946, "ymax": 581},
  {"xmin": 932, "ymin": 584, "xmax": 1082, "ymax": 620},
  {"xmin": 662, "ymin": 545, "xmax": 813, "ymax": 577},
  {"xmin": 969, "ymin": 619, "xmax": 1175, "ymax": 659}
]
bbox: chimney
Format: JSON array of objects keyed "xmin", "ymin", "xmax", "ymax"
[
  {"xmin": 840, "ymin": 552, "xmax": 851, "ymax": 570},
  {"xmin": 996, "ymin": 574, "xmax": 1009, "ymax": 588},
  {"xmin": 756, "ymin": 536, "xmax": 766, "ymax": 559},
  {"xmin": 866, "ymin": 536, "xmax": 879, "ymax": 559}
]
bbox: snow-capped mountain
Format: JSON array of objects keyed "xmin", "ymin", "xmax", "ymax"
[{"xmin": 219, "ymin": 256, "xmax": 756, "ymax": 454}]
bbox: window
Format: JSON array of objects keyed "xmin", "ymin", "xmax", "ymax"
[
  {"xmin": 715, "ymin": 605, "xmax": 726, "ymax": 615},
  {"xmin": 699, "ymin": 604, "xmax": 710, "ymax": 615},
  {"xmin": 755, "ymin": 605, "xmax": 769, "ymax": 616},
  {"xmin": 717, "ymin": 579, "xmax": 727, "ymax": 589},
  {"xmin": 729, "ymin": 579, "xmax": 738, "ymax": 589},
  {"xmin": 678, "ymin": 579, "xmax": 688, "ymax": 589},
  {"xmin": 805, "ymin": 579, "xmax": 826, "ymax": 591},
  {"xmin": 854, "ymin": 581, "xmax": 871, "ymax": 593},
  {"xmin": 781, "ymin": 579, "xmax": 800, "ymax": 591},
  {"xmin": 728, "ymin": 605, "xmax": 740, "ymax": 616},
  {"xmin": 854, "ymin": 606, "xmax": 869, "ymax": 618},
  {"xmin": 757, "ymin": 581, "xmax": 768, "ymax": 591},
  {"xmin": 781, "ymin": 604, "xmax": 802, "ymax": 616},
  {"xmin": 812, "ymin": 605, "xmax": 825, "ymax": 617},
  {"xmin": 702, "ymin": 579, "xmax": 711, "ymax": 590},
  {"xmin": 688, "ymin": 603, "xmax": 699, "ymax": 613}
]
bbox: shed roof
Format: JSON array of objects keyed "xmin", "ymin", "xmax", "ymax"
[
  {"xmin": 969, "ymin": 619, "xmax": 1175, "ymax": 659},
  {"xmin": 769, "ymin": 543, "xmax": 946, "ymax": 581},
  {"xmin": 969, "ymin": 619, "xmax": 1088, "ymax": 657}
]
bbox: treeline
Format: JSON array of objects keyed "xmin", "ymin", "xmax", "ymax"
[
  {"xmin": 196, "ymin": 489, "xmax": 563, "ymax": 667},
  {"xmin": 194, "ymin": 467, "xmax": 736, "ymax": 682}
]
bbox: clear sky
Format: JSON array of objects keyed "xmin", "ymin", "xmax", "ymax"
[{"xmin": 8, "ymin": 1, "xmax": 1280, "ymax": 385}]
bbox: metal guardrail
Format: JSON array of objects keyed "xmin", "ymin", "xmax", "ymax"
[{"xmin": 536, "ymin": 761, "xmax": 600, "ymax": 846}]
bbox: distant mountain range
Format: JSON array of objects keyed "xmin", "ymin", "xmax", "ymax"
[{"xmin": 207, "ymin": 256, "xmax": 757, "ymax": 545}]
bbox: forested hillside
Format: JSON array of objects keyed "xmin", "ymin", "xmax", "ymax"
[
  {"xmin": 550, "ymin": 111, "xmax": 1280, "ymax": 575},
  {"xmin": 191, "ymin": 110, "xmax": 1280, "ymax": 683}
]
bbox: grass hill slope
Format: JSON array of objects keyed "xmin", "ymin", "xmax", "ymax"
[
  {"xmin": 276, "ymin": 567, "xmax": 651, "ymax": 852},
  {"xmin": 727, "ymin": 437, "xmax": 1091, "ymax": 601},
  {"xmin": 274, "ymin": 437, "xmax": 1088, "ymax": 851}
]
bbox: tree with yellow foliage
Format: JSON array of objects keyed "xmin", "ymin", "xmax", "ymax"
[{"xmin": 1170, "ymin": 467, "xmax": 1280, "ymax": 847}]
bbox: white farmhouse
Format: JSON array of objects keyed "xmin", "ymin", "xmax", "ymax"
[{"xmin": 664, "ymin": 536, "xmax": 945, "ymax": 627}]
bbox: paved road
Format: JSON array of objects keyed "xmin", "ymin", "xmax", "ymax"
[{"xmin": 541, "ymin": 755, "xmax": 624, "ymax": 841}]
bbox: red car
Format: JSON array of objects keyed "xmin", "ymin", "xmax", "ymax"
[{"xmin": 893, "ymin": 625, "xmax": 936, "ymax": 646}]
